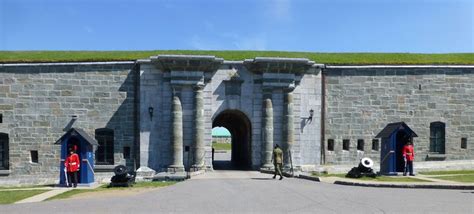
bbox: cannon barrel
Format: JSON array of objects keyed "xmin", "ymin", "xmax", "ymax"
[{"xmin": 110, "ymin": 165, "xmax": 136, "ymax": 187}]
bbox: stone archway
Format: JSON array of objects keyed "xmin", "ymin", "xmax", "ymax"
[{"xmin": 212, "ymin": 110, "xmax": 252, "ymax": 169}]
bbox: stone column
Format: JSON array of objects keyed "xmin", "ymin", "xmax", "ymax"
[
  {"xmin": 192, "ymin": 85, "xmax": 205, "ymax": 170},
  {"xmin": 283, "ymin": 91, "xmax": 294, "ymax": 169},
  {"xmin": 261, "ymin": 92, "xmax": 274, "ymax": 169},
  {"xmin": 169, "ymin": 91, "xmax": 184, "ymax": 171}
]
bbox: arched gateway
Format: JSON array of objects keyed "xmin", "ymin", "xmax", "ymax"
[
  {"xmin": 136, "ymin": 55, "xmax": 322, "ymax": 179},
  {"xmin": 213, "ymin": 110, "xmax": 252, "ymax": 169}
]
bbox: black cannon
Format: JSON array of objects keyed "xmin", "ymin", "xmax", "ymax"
[
  {"xmin": 110, "ymin": 165, "xmax": 136, "ymax": 187},
  {"xmin": 346, "ymin": 158, "xmax": 377, "ymax": 178}
]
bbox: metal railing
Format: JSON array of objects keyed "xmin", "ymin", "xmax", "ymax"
[{"xmin": 82, "ymin": 159, "xmax": 95, "ymax": 176}]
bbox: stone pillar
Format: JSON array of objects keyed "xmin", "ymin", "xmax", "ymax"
[
  {"xmin": 169, "ymin": 91, "xmax": 184, "ymax": 171},
  {"xmin": 261, "ymin": 92, "xmax": 274, "ymax": 169},
  {"xmin": 283, "ymin": 91, "xmax": 294, "ymax": 169},
  {"xmin": 192, "ymin": 85, "xmax": 205, "ymax": 170}
]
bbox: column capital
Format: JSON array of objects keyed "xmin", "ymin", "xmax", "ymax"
[
  {"xmin": 193, "ymin": 83, "xmax": 205, "ymax": 91},
  {"xmin": 283, "ymin": 86, "xmax": 295, "ymax": 93},
  {"xmin": 171, "ymin": 86, "xmax": 183, "ymax": 97}
]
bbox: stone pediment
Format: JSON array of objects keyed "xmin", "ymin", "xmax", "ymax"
[
  {"xmin": 149, "ymin": 55, "xmax": 224, "ymax": 72},
  {"xmin": 143, "ymin": 55, "xmax": 224, "ymax": 86},
  {"xmin": 243, "ymin": 57, "xmax": 315, "ymax": 74}
]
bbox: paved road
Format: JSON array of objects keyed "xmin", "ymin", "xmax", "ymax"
[{"xmin": 2, "ymin": 170, "xmax": 473, "ymax": 213}]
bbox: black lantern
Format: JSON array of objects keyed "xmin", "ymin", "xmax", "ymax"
[
  {"xmin": 148, "ymin": 106, "xmax": 154, "ymax": 121},
  {"xmin": 309, "ymin": 109, "xmax": 314, "ymax": 122}
]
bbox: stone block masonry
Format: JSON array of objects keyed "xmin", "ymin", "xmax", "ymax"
[
  {"xmin": 323, "ymin": 66, "xmax": 474, "ymax": 166},
  {"xmin": 0, "ymin": 62, "xmax": 137, "ymax": 185},
  {"xmin": 1, "ymin": 57, "xmax": 473, "ymax": 185}
]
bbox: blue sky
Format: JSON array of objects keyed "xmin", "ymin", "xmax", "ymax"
[
  {"xmin": 212, "ymin": 127, "xmax": 231, "ymax": 137},
  {"xmin": 1, "ymin": 0, "xmax": 472, "ymax": 52}
]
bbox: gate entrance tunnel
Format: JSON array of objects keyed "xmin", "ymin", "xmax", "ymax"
[{"xmin": 212, "ymin": 110, "xmax": 252, "ymax": 170}]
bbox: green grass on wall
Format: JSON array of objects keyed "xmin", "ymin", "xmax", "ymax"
[{"xmin": 0, "ymin": 51, "xmax": 472, "ymax": 65}]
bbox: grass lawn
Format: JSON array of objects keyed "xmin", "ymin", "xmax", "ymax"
[
  {"xmin": 0, "ymin": 51, "xmax": 472, "ymax": 65},
  {"xmin": 47, "ymin": 181, "xmax": 177, "ymax": 201},
  {"xmin": 0, "ymin": 184, "xmax": 53, "ymax": 190},
  {"xmin": 212, "ymin": 143, "xmax": 231, "ymax": 151},
  {"xmin": 419, "ymin": 170, "xmax": 474, "ymax": 175},
  {"xmin": 0, "ymin": 190, "xmax": 49, "ymax": 204},
  {"xmin": 432, "ymin": 174, "xmax": 474, "ymax": 183}
]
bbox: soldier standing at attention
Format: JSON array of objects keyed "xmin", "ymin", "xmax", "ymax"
[
  {"xmin": 272, "ymin": 144, "xmax": 284, "ymax": 180},
  {"xmin": 403, "ymin": 141, "xmax": 415, "ymax": 176},
  {"xmin": 65, "ymin": 146, "xmax": 80, "ymax": 187}
]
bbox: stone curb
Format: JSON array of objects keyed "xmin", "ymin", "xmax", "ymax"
[
  {"xmin": 298, "ymin": 174, "xmax": 320, "ymax": 182},
  {"xmin": 287, "ymin": 173, "xmax": 474, "ymax": 190},
  {"xmin": 333, "ymin": 180, "xmax": 474, "ymax": 190}
]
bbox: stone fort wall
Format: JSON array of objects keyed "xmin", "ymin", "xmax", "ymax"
[
  {"xmin": 0, "ymin": 62, "xmax": 137, "ymax": 185},
  {"xmin": 0, "ymin": 57, "xmax": 473, "ymax": 185},
  {"xmin": 324, "ymin": 66, "xmax": 474, "ymax": 165}
]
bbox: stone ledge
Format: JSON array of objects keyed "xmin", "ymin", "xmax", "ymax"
[
  {"xmin": 0, "ymin": 170, "xmax": 11, "ymax": 176},
  {"xmin": 425, "ymin": 154, "xmax": 447, "ymax": 161},
  {"xmin": 334, "ymin": 180, "xmax": 474, "ymax": 190}
]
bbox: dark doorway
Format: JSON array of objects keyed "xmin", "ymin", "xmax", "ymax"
[
  {"xmin": 396, "ymin": 131, "xmax": 410, "ymax": 172},
  {"xmin": 212, "ymin": 110, "xmax": 252, "ymax": 170}
]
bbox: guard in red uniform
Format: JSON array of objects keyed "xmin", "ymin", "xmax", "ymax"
[
  {"xmin": 65, "ymin": 147, "xmax": 80, "ymax": 187},
  {"xmin": 402, "ymin": 141, "xmax": 415, "ymax": 176}
]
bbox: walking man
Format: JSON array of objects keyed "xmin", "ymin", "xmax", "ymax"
[
  {"xmin": 402, "ymin": 141, "xmax": 415, "ymax": 176},
  {"xmin": 272, "ymin": 144, "xmax": 284, "ymax": 180},
  {"xmin": 65, "ymin": 147, "xmax": 80, "ymax": 187}
]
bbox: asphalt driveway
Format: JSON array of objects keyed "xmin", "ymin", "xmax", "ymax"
[{"xmin": 1, "ymin": 170, "xmax": 473, "ymax": 213}]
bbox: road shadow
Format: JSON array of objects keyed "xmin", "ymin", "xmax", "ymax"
[
  {"xmin": 250, "ymin": 178, "xmax": 274, "ymax": 180},
  {"xmin": 213, "ymin": 160, "xmax": 252, "ymax": 171}
]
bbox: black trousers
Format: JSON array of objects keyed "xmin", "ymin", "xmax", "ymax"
[
  {"xmin": 67, "ymin": 171, "xmax": 78, "ymax": 187},
  {"xmin": 404, "ymin": 161, "xmax": 414, "ymax": 175}
]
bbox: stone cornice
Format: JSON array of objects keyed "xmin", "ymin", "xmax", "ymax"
[
  {"xmin": 243, "ymin": 57, "xmax": 315, "ymax": 74},
  {"xmin": 148, "ymin": 55, "xmax": 224, "ymax": 72}
]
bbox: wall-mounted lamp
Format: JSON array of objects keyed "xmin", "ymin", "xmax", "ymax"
[
  {"xmin": 308, "ymin": 109, "xmax": 314, "ymax": 123},
  {"xmin": 148, "ymin": 106, "xmax": 154, "ymax": 121}
]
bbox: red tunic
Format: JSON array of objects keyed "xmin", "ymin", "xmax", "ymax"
[
  {"xmin": 65, "ymin": 153, "xmax": 80, "ymax": 172},
  {"xmin": 402, "ymin": 145, "xmax": 415, "ymax": 161}
]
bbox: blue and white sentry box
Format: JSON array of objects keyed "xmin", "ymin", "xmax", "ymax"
[
  {"xmin": 55, "ymin": 128, "xmax": 98, "ymax": 186},
  {"xmin": 375, "ymin": 122, "xmax": 417, "ymax": 176}
]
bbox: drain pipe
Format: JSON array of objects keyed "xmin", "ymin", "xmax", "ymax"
[
  {"xmin": 320, "ymin": 65, "xmax": 326, "ymax": 165},
  {"xmin": 133, "ymin": 62, "xmax": 140, "ymax": 171}
]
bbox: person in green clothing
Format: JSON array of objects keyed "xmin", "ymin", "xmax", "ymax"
[{"xmin": 272, "ymin": 144, "xmax": 284, "ymax": 180}]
